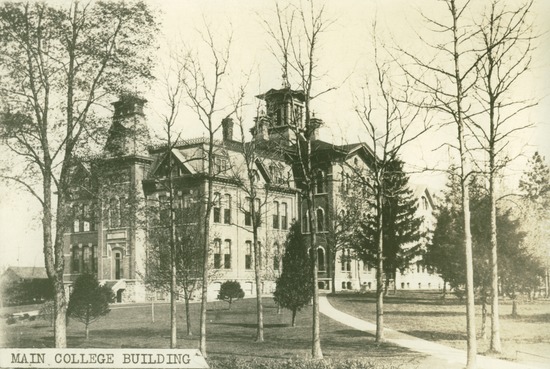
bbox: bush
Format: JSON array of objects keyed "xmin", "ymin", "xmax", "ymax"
[
  {"xmin": 217, "ymin": 281, "xmax": 244, "ymax": 310},
  {"xmin": 6, "ymin": 316, "xmax": 17, "ymax": 325}
]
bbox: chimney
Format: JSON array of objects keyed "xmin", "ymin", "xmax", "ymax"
[
  {"xmin": 309, "ymin": 116, "xmax": 323, "ymax": 141},
  {"xmin": 251, "ymin": 116, "xmax": 269, "ymax": 141},
  {"xmin": 222, "ymin": 117, "xmax": 234, "ymax": 141}
]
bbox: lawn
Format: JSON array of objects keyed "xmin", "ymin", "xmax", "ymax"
[
  {"xmin": 2, "ymin": 297, "xmax": 430, "ymax": 368},
  {"xmin": 328, "ymin": 291, "xmax": 550, "ymax": 366}
]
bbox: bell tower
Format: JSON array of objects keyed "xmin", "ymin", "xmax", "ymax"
[
  {"xmin": 104, "ymin": 95, "xmax": 150, "ymax": 158},
  {"xmin": 253, "ymin": 88, "xmax": 305, "ymax": 145}
]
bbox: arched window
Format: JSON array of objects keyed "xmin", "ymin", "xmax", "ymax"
[
  {"xmin": 317, "ymin": 248, "xmax": 325, "ymax": 271},
  {"xmin": 273, "ymin": 201, "xmax": 280, "ymax": 229},
  {"xmin": 316, "ymin": 170, "xmax": 325, "ymax": 194},
  {"xmin": 316, "ymin": 208, "xmax": 325, "ymax": 232},
  {"xmin": 244, "ymin": 197, "xmax": 252, "ymax": 226},
  {"xmin": 302, "ymin": 210, "xmax": 310, "ymax": 233},
  {"xmin": 224, "ymin": 194, "xmax": 231, "ymax": 224},
  {"xmin": 223, "ymin": 239, "xmax": 232, "ymax": 269},
  {"xmin": 213, "ymin": 193, "xmax": 221, "ymax": 223},
  {"xmin": 245, "ymin": 241, "xmax": 253, "ymax": 270},
  {"xmin": 213, "ymin": 239, "xmax": 222, "ymax": 269},
  {"xmin": 281, "ymin": 202, "xmax": 288, "ymax": 230}
]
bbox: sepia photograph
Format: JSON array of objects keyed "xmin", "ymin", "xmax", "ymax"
[{"xmin": 0, "ymin": 1, "xmax": 549, "ymax": 368}]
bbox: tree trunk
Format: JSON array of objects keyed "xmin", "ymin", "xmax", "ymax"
[
  {"xmin": 151, "ymin": 299, "xmax": 155, "ymax": 323},
  {"xmin": 331, "ymin": 254, "xmax": 336, "ymax": 294},
  {"xmin": 511, "ymin": 298, "xmax": 518, "ymax": 318},
  {"xmin": 44, "ymin": 171, "xmax": 67, "ymax": 348},
  {"xmin": 292, "ymin": 309, "xmax": 297, "ymax": 327},
  {"xmin": 307, "ymin": 190, "xmax": 323, "ymax": 359},
  {"xmin": 376, "ymin": 189, "xmax": 385, "ymax": 342},
  {"xmin": 253, "ymin": 226, "xmax": 264, "ymax": 342},
  {"xmin": 451, "ymin": 1, "xmax": 477, "ymax": 366},
  {"xmin": 85, "ymin": 323, "xmax": 89, "ymax": 340},
  {"xmin": 200, "ymin": 141, "xmax": 214, "ymax": 357},
  {"xmin": 480, "ymin": 297, "xmax": 487, "ymax": 340},
  {"xmin": 183, "ymin": 287, "xmax": 192, "ymax": 336},
  {"xmin": 488, "ymin": 100, "xmax": 502, "ymax": 354}
]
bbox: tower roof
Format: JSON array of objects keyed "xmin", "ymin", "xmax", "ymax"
[{"xmin": 256, "ymin": 87, "xmax": 305, "ymax": 102}]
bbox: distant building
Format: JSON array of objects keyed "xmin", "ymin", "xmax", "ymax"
[
  {"xmin": 1, "ymin": 266, "xmax": 52, "ymax": 306},
  {"xmin": 63, "ymin": 85, "xmax": 443, "ymax": 303}
]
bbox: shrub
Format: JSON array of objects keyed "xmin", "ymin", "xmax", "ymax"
[
  {"xmin": 217, "ymin": 281, "xmax": 244, "ymax": 310},
  {"xmin": 6, "ymin": 316, "xmax": 17, "ymax": 325}
]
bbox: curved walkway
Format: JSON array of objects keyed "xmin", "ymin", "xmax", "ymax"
[{"xmin": 319, "ymin": 295, "xmax": 540, "ymax": 369}]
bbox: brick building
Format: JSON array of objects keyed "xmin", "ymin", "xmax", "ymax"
[{"xmin": 63, "ymin": 86, "xmax": 442, "ymax": 303}]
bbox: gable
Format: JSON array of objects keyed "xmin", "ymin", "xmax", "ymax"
[{"xmin": 151, "ymin": 149, "xmax": 196, "ymax": 177}]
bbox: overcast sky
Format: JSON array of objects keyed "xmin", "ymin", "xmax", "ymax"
[{"xmin": 1, "ymin": 0, "xmax": 549, "ymax": 269}]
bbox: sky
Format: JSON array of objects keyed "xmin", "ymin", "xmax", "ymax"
[{"xmin": 1, "ymin": 0, "xmax": 549, "ymax": 269}]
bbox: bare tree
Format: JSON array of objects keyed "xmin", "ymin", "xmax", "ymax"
[
  {"xmin": 228, "ymin": 89, "xmax": 270, "ymax": 342},
  {"xmin": 469, "ymin": 0, "xmax": 536, "ymax": 353},
  {"xmin": 0, "ymin": 2, "xmax": 157, "ymax": 347},
  {"xmin": 350, "ymin": 25, "xmax": 428, "ymax": 342},
  {"xmin": 264, "ymin": 2, "xmax": 334, "ymax": 358},
  {"xmin": 401, "ymin": 1, "xmax": 485, "ymax": 366},
  {"xmin": 179, "ymin": 24, "xmax": 234, "ymax": 358}
]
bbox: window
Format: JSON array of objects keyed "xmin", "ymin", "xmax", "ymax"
[
  {"xmin": 119, "ymin": 197, "xmax": 128, "ymax": 227},
  {"xmin": 341, "ymin": 249, "xmax": 351, "ymax": 272},
  {"xmin": 363, "ymin": 262, "xmax": 372, "ymax": 272},
  {"xmin": 273, "ymin": 201, "xmax": 279, "ymax": 229},
  {"xmin": 223, "ymin": 239, "xmax": 231, "ymax": 269},
  {"xmin": 72, "ymin": 246, "xmax": 80, "ymax": 273},
  {"xmin": 302, "ymin": 207, "xmax": 310, "ymax": 233},
  {"xmin": 92, "ymin": 245, "xmax": 98, "ymax": 273},
  {"xmin": 341, "ymin": 282, "xmax": 346, "ymax": 290},
  {"xmin": 213, "ymin": 193, "xmax": 221, "ymax": 223},
  {"xmin": 281, "ymin": 202, "xmax": 288, "ymax": 230},
  {"xmin": 82, "ymin": 203, "xmax": 90, "ymax": 231},
  {"xmin": 223, "ymin": 194, "xmax": 231, "ymax": 224},
  {"xmin": 115, "ymin": 252, "xmax": 122, "ymax": 279},
  {"xmin": 83, "ymin": 246, "xmax": 92, "ymax": 273},
  {"xmin": 417, "ymin": 261, "xmax": 421, "ymax": 273},
  {"xmin": 318, "ymin": 248, "xmax": 325, "ymax": 271},
  {"xmin": 244, "ymin": 197, "xmax": 252, "ymax": 226},
  {"xmin": 245, "ymin": 241, "xmax": 252, "ymax": 270},
  {"xmin": 217, "ymin": 157, "xmax": 229, "ymax": 174},
  {"xmin": 109, "ymin": 198, "xmax": 120, "ymax": 228},
  {"xmin": 158, "ymin": 195, "xmax": 169, "ymax": 223},
  {"xmin": 316, "ymin": 170, "xmax": 325, "ymax": 194},
  {"xmin": 213, "ymin": 239, "xmax": 222, "ymax": 269},
  {"xmin": 316, "ymin": 208, "xmax": 325, "ymax": 232},
  {"xmin": 347, "ymin": 282, "xmax": 352, "ymax": 290}
]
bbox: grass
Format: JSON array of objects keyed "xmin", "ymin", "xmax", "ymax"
[
  {"xmin": 328, "ymin": 290, "xmax": 550, "ymax": 366},
  {"xmin": 1, "ymin": 297, "xmax": 426, "ymax": 368}
]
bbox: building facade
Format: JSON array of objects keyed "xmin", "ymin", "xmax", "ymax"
[{"xmin": 63, "ymin": 87, "xmax": 442, "ymax": 303}]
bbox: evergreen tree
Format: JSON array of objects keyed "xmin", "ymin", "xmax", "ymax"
[
  {"xmin": 273, "ymin": 222, "xmax": 313, "ymax": 327},
  {"xmin": 518, "ymin": 152, "xmax": 550, "ymax": 298},
  {"xmin": 352, "ymin": 159, "xmax": 424, "ymax": 292},
  {"xmin": 217, "ymin": 281, "xmax": 245, "ymax": 310},
  {"xmin": 67, "ymin": 274, "xmax": 114, "ymax": 339}
]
